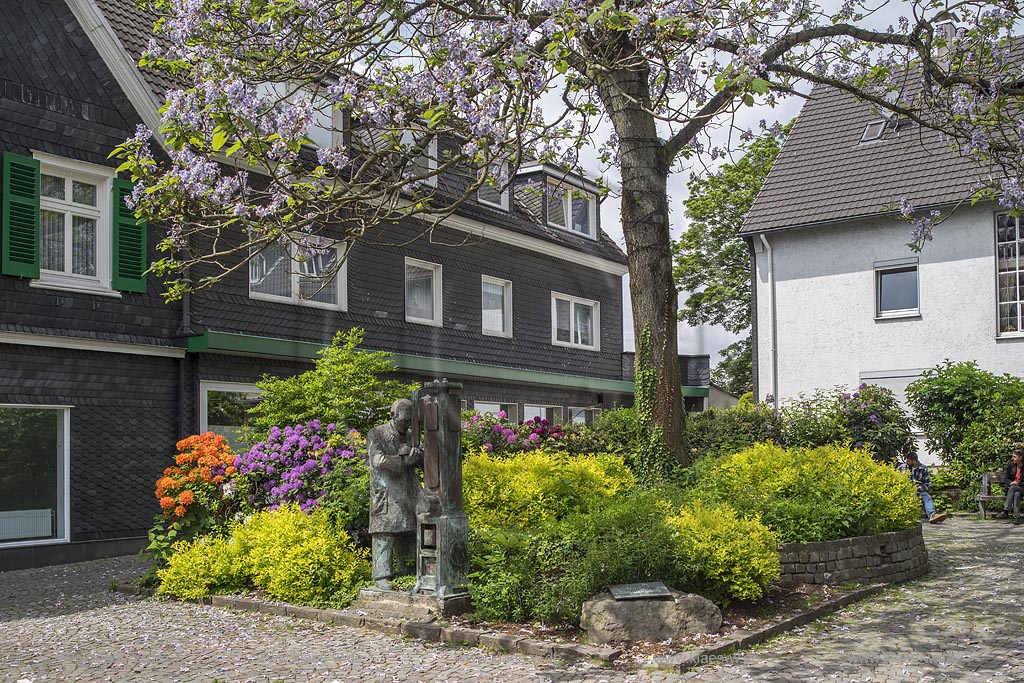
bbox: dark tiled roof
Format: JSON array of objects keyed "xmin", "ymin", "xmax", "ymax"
[
  {"xmin": 741, "ymin": 84, "xmax": 986, "ymax": 235},
  {"xmin": 92, "ymin": 0, "xmax": 179, "ymax": 103}
]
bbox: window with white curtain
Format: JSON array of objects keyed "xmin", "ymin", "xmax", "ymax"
[
  {"xmin": 481, "ymin": 275, "xmax": 512, "ymax": 337},
  {"xmin": 249, "ymin": 238, "xmax": 347, "ymax": 309},
  {"xmin": 405, "ymin": 257, "xmax": 442, "ymax": 325}
]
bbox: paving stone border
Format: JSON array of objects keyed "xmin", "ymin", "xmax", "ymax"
[
  {"xmin": 777, "ymin": 524, "xmax": 928, "ymax": 585},
  {"xmin": 645, "ymin": 584, "xmax": 886, "ymax": 673}
]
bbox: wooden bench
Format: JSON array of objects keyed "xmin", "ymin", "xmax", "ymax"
[{"xmin": 976, "ymin": 471, "xmax": 1006, "ymax": 518}]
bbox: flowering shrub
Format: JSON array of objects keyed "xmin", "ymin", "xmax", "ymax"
[
  {"xmin": 461, "ymin": 410, "xmax": 615, "ymax": 456},
  {"xmin": 779, "ymin": 383, "xmax": 914, "ymax": 462},
  {"xmin": 145, "ymin": 432, "xmax": 239, "ymax": 570},
  {"xmin": 235, "ymin": 420, "xmax": 362, "ymax": 513}
]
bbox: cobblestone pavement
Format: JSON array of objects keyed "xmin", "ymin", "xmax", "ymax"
[{"xmin": 1, "ymin": 517, "xmax": 1022, "ymax": 683}]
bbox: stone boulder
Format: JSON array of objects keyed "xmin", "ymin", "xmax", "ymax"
[{"xmin": 581, "ymin": 590, "xmax": 722, "ymax": 645}]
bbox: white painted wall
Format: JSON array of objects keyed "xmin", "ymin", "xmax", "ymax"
[{"xmin": 753, "ymin": 202, "xmax": 1024, "ymax": 406}]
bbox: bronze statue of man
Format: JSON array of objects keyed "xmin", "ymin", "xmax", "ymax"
[{"xmin": 367, "ymin": 398, "xmax": 423, "ymax": 590}]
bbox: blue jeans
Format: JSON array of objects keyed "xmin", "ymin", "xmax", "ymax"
[{"xmin": 917, "ymin": 491, "xmax": 937, "ymax": 517}]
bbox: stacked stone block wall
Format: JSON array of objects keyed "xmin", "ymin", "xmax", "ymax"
[{"xmin": 778, "ymin": 525, "xmax": 928, "ymax": 585}]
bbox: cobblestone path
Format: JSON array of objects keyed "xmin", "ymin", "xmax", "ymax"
[{"xmin": 1, "ymin": 517, "xmax": 1021, "ymax": 683}]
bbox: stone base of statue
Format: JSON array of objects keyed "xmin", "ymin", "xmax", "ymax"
[{"xmin": 351, "ymin": 586, "xmax": 472, "ymax": 621}]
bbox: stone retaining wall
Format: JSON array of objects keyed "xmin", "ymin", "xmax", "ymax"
[{"xmin": 778, "ymin": 524, "xmax": 928, "ymax": 585}]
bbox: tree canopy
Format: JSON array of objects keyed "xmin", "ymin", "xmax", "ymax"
[{"xmin": 119, "ymin": 0, "xmax": 1024, "ymax": 462}]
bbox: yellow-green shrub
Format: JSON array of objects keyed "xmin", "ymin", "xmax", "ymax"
[
  {"xmin": 667, "ymin": 502, "xmax": 780, "ymax": 605},
  {"xmin": 462, "ymin": 450, "xmax": 635, "ymax": 529},
  {"xmin": 156, "ymin": 535, "xmax": 243, "ymax": 600},
  {"xmin": 156, "ymin": 505, "xmax": 370, "ymax": 606},
  {"xmin": 233, "ymin": 505, "xmax": 371, "ymax": 605},
  {"xmin": 693, "ymin": 442, "xmax": 920, "ymax": 542}
]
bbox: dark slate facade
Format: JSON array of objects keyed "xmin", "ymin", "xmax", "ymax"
[{"xmin": 0, "ymin": 0, "xmax": 631, "ymax": 570}]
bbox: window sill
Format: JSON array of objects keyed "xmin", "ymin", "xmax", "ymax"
[
  {"xmin": 30, "ymin": 279, "xmax": 122, "ymax": 298},
  {"xmin": 996, "ymin": 332, "xmax": 1024, "ymax": 340},
  {"xmin": 482, "ymin": 329, "xmax": 513, "ymax": 339},
  {"xmin": 0, "ymin": 536, "xmax": 69, "ymax": 549},
  {"xmin": 874, "ymin": 311, "xmax": 920, "ymax": 321},
  {"xmin": 249, "ymin": 292, "xmax": 346, "ymax": 312},
  {"xmin": 406, "ymin": 317, "xmax": 443, "ymax": 327},
  {"xmin": 552, "ymin": 339, "xmax": 600, "ymax": 352},
  {"xmin": 545, "ymin": 221, "xmax": 598, "ymax": 241}
]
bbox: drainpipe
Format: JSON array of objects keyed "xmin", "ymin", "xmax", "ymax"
[{"xmin": 759, "ymin": 234, "xmax": 779, "ymax": 406}]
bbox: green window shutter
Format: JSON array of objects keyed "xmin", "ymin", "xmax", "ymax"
[
  {"xmin": 112, "ymin": 178, "xmax": 147, "ymax": 293},
  {"xmin": 2, "ymin": 152, "xmax": 40, "ymax": 278}
]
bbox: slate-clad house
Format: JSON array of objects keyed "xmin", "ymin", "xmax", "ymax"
[
  {"xmin": 741, "ymin": 83, "xmax": 1024, "ymax": 415},
  {"xmin": 0, "ymin": 0, "xmax": 631, "ymax": 570}
]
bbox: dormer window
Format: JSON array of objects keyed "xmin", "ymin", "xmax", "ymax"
[
  {"xmin": 256, "ymin": 82, "xmax": 343, "ymax": 148},
  {"xmin": 546, "ymin": 180, "xmax": 597, "ymax": 239},
  {"xmin": 403, "ymin": 132, "xmax": 438, "ymax": 187},
  {"xmin": 478, "ymin": 161, "xmax": 509, "ymax": 210}
]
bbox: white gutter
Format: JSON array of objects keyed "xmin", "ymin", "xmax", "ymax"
[{"xmin": 759, "ymin": 234, "xmax": 779, "ymax": 404}]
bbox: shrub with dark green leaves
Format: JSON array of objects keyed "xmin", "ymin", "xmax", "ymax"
[
  {"xmin": 685, "ymin": 403, "xmax": 779, "ymax": 461},
  {"xmin": 692, "ymin": 443, "xmax": 919, "ymax": 543}
]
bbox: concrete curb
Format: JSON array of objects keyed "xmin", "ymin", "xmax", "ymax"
[
  {"xmin": 644, "ymin": 584, "xmax": 886, "ymax": 673},
  {"xmin": 113, "ymin": 583, "xmax": 621, "ymax": 664},
  {"xmin": 114, "ymin": 582, "xmax": 885, "ymax": 670}
]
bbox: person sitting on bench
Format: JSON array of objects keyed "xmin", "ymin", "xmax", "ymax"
[
  {"xmin": 994, "ymin": 448, "xmax": 1023, "ymax": 525},
  {"xmin": 898, "ymin": 453, "xmax": 949, "ymax": 524}
]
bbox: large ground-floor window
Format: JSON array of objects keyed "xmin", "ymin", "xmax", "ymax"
[
  {"xmin": 199, "ymin": 382, "xmax": 261, "ymax": 450},
  {"xmin": 0, "ymin": 406, "xmax": 69, "ymax": 545}
]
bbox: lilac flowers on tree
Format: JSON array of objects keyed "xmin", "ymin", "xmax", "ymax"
[{"xmin": 117, "ymin": 0, "xmax": 1023, "ymax": 463}]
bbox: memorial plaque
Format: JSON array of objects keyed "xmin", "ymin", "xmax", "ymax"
[{"xmin": 609, "ymin": 582, "xmax": 672, "ymax": 601}]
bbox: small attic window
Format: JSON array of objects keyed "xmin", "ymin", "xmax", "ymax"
[{"xmin": 861, "ymin": 119, "xmax": 887, "ymax": 142}]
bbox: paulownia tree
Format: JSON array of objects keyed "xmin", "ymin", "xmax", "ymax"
[{"xmin": 118, "ymin": 0, "xmax": 1024, "ymax": 463}]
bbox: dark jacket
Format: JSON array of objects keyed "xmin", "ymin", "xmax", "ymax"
[{"xmin": 1005, "ymin": 462, "xmax": 1024, "ymax": 488}]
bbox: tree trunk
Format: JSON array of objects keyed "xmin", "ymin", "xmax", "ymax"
[{"xmin": 593, "ymin": 65, "xmax": 688, "ymax": 466}]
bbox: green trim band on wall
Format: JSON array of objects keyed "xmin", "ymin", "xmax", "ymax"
[
  {"xmin": 187, "ymin": 330, "xmax": 636, "ymax": 394},
  {"xmin": 681, "ymin": 386, "xmax": 710, "ymax": 398}
]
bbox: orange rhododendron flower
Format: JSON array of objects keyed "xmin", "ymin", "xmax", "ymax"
[
  {"xmin": 159, "ymin": 496, "xmax": 176, "ymax": 510},
  {"xmin": 178, "ymin": 490, "xmax": 195, "ymax": 506},
  {"xmin": 174, "ymin": 505, "xmax": 186, "ymax": 518},
  {"xmin": 225, "ymin": 466, "xmax": 237, "ymax": 475}
]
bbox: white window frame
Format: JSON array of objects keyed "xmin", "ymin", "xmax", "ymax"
[
  {"xmin": 546, "ymin": 180, "xmax": 597, "ymax": 239},
  {"xmin": 0, "ymin": 404, "xmax": 71, "ymax": 548},
  {"xmin": 199, "ymin": 381, "xmax": 262, "ymax": 449},
  {"xmin": 404, "ymin": 133, "xmax": 438, "ymax": 187},
  {"xmin": 861, "ymin": 119, "xmax": 887, "ymax": 142},
  {"xmin": 477, "ymin": 161, "xmax": 510, "ymax": 210},
  {"xmin": 523, "ymin": 404, "xmax": 563, "ymax": 424},
  {"xmin": 874, "ymin": 257, "xmax": 920, "ymax": 319},
  {"xmin": 256, "ymin": 82, "xmax": 344, "ymax": 149},
  {"xmin": 481, "ymin": 275, "xmax": 512, "ymax": 338},
  {"xmin": 31, "ymin": 153, "xmax": 117, "ymax": 297},
  {"xmin": 996, "ymin": 212, "xmax": 1024, "ymax": 337},
  {"xmin": 569, "ymin": 406, "xmax": 602, "ymax": 425},
  {"xmin": 473, "ymin": 401, "xmax": 518, "ymax": 423},
  {"xmin": 248, "ymin": 238, "xmax": 348, "ymax": 311},
  {"xmin": 405, "ymin": 257, "xmax": 443, "ymax": 326},
  {"xmin": 551, "ymin": 292, "xmax": 601, "ymax": 351}
]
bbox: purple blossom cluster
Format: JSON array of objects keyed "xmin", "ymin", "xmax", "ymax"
[{"xmin": 235, "ymin": 420, "xmax": 358, "ymax": 512}]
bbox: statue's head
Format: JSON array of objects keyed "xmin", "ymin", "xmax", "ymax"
[{"xmin": 390, "ymin": 398, "xmax": 414, "ymax": 432}]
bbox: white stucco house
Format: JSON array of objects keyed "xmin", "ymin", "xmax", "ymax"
[{"xmin": 741, "ymin": 84, "xmax": 1024, "ymax": 416}]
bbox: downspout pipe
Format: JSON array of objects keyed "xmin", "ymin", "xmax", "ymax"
[{"xmin": 758, "ymin": 234, "xmax": 779, "ymax": 406}]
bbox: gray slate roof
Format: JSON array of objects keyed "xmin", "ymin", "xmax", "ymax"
[{"xmin": 741, "ymin": 84, "xmax": 986, "ymax": 235}]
